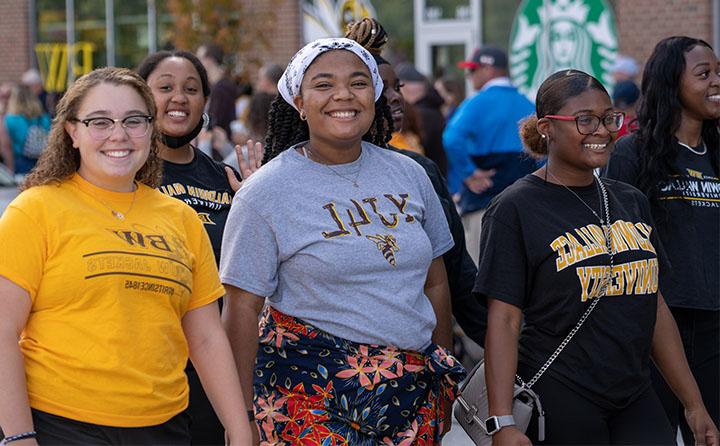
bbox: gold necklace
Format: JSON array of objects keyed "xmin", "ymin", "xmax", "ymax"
[
  {"xmin": 303, "ymin": 144, "xmax": 363, "ymax": 188},
  {"xmin": 546, "ymin": 170, "xmax": 605, "ymax": 224},
  {"xmin": 77, "ymin": 182, "xmax": 138, "ymax": 220}
]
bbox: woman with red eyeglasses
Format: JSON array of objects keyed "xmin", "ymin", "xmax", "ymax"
[{"xmin": 477, "ymin": 69, "xmax": 717, "ymax": 445}]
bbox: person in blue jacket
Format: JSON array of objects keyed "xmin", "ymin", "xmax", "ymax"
[{"xmin": 442, "ymin": 46, "xmax": 535, "ymax": 265}]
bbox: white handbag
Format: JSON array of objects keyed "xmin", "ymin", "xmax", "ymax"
[{"xmin": 454, "ymin": 360, "xmax": 545, "ymax": 445}]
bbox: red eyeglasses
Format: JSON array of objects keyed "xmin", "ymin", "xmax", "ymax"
[{"xmin": 545, "ymin": 112, "xmax": 625, "ymax": 135}]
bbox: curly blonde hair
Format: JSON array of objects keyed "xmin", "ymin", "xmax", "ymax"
[{"xmin": 23, "ymin": 67, "xmax": 163, "ymax": 190}]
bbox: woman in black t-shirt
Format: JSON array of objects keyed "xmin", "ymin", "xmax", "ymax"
[
  {"xmin": 478, "ymin": 70, "xmax": 718, "ymax": 445},
  {"xmin": 136, "ymin": 51, "xmax": 260, "ymax": 446},
  {"xmin": 603, "ymin": 37, "xmax": 720, "ymax": 444}
]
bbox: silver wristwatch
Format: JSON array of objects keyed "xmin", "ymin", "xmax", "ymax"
[{"xmin": 484, "ymin": 415, "xmax": 516, "ymax": 435}]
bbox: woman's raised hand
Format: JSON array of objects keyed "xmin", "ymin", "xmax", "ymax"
[{"xmin": 225, "ymin": 139, "xmax": 264, "ymax": 192}]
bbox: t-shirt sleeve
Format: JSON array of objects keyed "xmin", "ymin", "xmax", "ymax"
[
  {"xmin": 602, "ymin": 135, "xmax": 641, "ymax": 187},
  {"xmin": 219, "ymin": 196, "xmax": 278, "ymax": 297},
  {"xmin": 473, "ymin": 208, "xmax": 528, "ymax": 309},
  {"xmin": 417, "ymin": 168, "xmax": 454, "ymax": 258},
  {"xmin": 0, "ymin": 202, "xmax": 46, "ymax": 301},
  {"xmin": 186, "ymin": 208, "xmax": 225, "ymax": 312}
]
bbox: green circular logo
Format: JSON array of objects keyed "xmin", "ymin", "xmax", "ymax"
[{"xmin": 509, "ymin": 0, "xmax": 618, "ymax": 99}]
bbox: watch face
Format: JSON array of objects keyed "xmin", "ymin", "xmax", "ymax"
[{"xmin": 485, "ymin": 417, "xmax": 499, "ymax": 433}]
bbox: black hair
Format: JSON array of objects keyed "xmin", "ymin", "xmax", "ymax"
[
  {"xmin": 247, "ymin": 92, "xmax": 275, "ymax": 140},
  {"xmin": 137, "ymin": 50, "xmax": 211, "ymax": 98},
  {"xmin": 263, "ymin": 94, "xmax": 393, "ymax": 164},
  {"xmin": 635, "ymin": 36, "xmax": 719, "ymax": 201},
  {"xmin": 520, "ymin": 69, "xmax": 608, "ymax": 157}
]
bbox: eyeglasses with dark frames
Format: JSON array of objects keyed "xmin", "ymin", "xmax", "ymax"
[
  {"xmin": 71, "ymin": 115, "xmax": 153, "ymax": 140},
  {"xmin": 545, "ymin": 112, "xmax": 625, "ymax": 135}
]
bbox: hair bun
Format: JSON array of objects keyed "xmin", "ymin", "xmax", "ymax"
[
  {"xmin": 345, "ymin": 18, "xmax": 388, "ymax": 55},
  {"xmin": 520, "ymin": 115, "xmax": 548, "ymax": 158}
]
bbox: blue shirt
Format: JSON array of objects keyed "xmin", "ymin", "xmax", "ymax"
[
  {"xmin": 5, "ymin": 113, "xmax": 51, "ymax": 174},
  {"xmin": 442, "ymin": 80, "xmax": 535, "ymax": 202}
]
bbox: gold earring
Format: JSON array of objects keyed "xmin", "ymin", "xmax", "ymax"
[{"xmin": 299, "ymin": 110, "xmax": 307, "ymax": 121}]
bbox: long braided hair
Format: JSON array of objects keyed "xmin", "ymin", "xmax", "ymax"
[
  {"xmin": 263, "ymin": 51, "xmax": 393, "ymax": 163},
  {"xmin": 636, "ymin": 37, "xmax": 720, "ymax": 203}
]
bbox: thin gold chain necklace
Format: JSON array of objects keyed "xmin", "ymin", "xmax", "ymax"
[
  {"xmin": 76, "ymin": 182, "xmax": 138, "ymax": 220},
  {"xmin": 303, "ymin": 144, "xmax": 363, "ymax": 187},
  {"xmin": 547, "ymin": 170, "xmax": 605, "ymax": 224}
]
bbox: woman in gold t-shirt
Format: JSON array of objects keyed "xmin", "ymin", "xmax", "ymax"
[{"xmin": 0, "ymin": 68, "xmax": 252, "ymax": 445}]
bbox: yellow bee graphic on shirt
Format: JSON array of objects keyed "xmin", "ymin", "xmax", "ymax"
[{"xmin": 366, "ymin": 234, "xmax": 399, "ymax": 267}]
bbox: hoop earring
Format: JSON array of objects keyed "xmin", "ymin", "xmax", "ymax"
[
  {"xmin": 201, "ymin": 113, "xmax": 210, "ymax": 128},
  {"xmin": 299, "ymin": 110, "xmax": 307, "ymax": 121}
]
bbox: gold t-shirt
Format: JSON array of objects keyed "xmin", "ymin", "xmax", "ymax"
[{"xmin": 0, "ymin": 174, "xmax": 224, "ymax": 427}]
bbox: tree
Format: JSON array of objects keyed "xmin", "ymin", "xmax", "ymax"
[{"xmin": 165, "ymin": 0, "xmax": 275, "ymax": 77}]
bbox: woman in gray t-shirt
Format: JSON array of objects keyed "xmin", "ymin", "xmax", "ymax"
[{"xmin": 220, "ymin": 38, "xmax": 465, "ymax": 445}]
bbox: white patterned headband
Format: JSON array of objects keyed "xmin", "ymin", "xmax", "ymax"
[{"xmin": 278, "ymin": 37, "xmax": 384, "ymax": 111}]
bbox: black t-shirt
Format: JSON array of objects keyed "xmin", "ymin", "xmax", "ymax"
[
  {"xmin": 159, "ymin": 147, "xmax": 236, "ymax": 263},
  {"xmin": 603, "ymin": 135, "xmax": 719, "ymax": 310},
  {"xmin": 474, "ymin": 174, "xmax": 669, "ymax": 409}
]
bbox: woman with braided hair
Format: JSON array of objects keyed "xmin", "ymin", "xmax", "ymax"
[
  {"xmin": 346, "ymin": 17, "xmax": 486, "ymax": 355},
  {"xmin": 221, "ymin": 38, "xmax": 465, "ymax": 445}
]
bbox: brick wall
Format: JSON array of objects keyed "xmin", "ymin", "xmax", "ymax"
[
  {"xmin": 614, "ymin": 0, "xmax": 713, "ymax": 69},
  {"xmin": 241, "ymin": 0, "xmax": 302, "ymax": 69},
  {"xmin": 0, "ymin": 0, "xmax": 31, "ymax": 83}
]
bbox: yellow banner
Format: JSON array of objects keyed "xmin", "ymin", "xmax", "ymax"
[{"xmin": 35, "ymin": 42, "xmax": 95, "ymax": 93}]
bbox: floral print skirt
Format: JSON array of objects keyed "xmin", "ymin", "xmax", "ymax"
[{"xmin": 253, "ymin": 306, "xmax": 466, "ymax": 445}]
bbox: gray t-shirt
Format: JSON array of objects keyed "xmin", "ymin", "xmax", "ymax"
[{"xmin": 220, "ymin": 141, "xmax": 454, "ymax": 351}]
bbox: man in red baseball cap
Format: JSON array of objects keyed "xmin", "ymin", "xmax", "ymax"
[
  {"xmin": 443, "ymin": 45, "xmax": 535, "ymax": 265},
  {"xmin": 458, "ymin": 45, "xmax": 509, "ymax": 91}
]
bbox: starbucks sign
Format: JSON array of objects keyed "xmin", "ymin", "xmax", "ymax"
[{"xmin": 509, "ymin": 0, "xmax": 618, "ymax": 100}]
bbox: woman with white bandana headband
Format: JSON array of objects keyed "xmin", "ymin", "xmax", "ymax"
[{"xmin": 220, "ymin": 38, "xmax": 465, "ymax": 445}]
